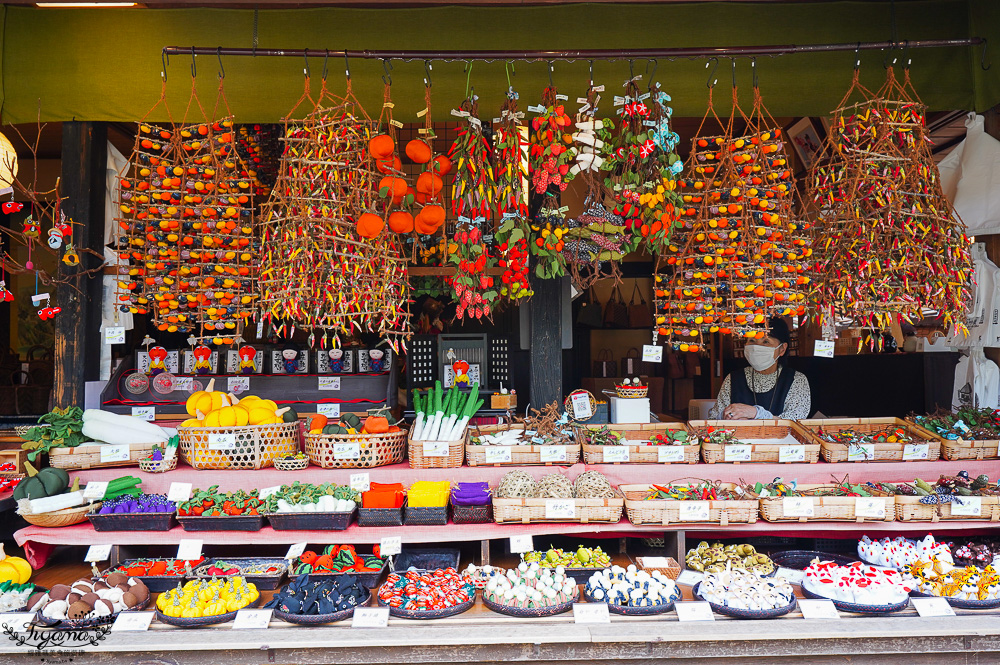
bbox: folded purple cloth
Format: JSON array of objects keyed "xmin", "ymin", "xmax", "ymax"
[{"xmin": 451, "ymin": 483, "xmax": 491, "ymax": 505}]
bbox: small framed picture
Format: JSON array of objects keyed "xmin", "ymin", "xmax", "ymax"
[
  {"xmin": 787, "ymin": 117, "xmax": 823, "ymax": 171},
  {"xmin": 270, "ymin": 348, "xmax": 309, "ymax": 375},
  {"xmin": 225, "ymin": 349, "xmax": 264, "ymax": 374},
  {"xmin": 182, "ymin": 349, "xmax": 218, "ymax": 375},
  {"xmin": 136, "ymin": 349, "xmax": 180, "ymax": 376},
  {"xmin": 315, "ymin": 349, "xmax": 354, "ymax": 374}
]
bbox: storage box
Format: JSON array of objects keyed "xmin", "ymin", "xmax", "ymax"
[
  {"xmin": 490, "ymin": 393, "xmax": 517, "ymax": 409},
  {"xmin": 609, "ymin": 396, "xmax": 650, "ymax": 424}
]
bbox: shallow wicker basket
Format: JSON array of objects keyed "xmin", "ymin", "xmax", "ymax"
[
  {"xmin": 139, "ymin": 455, "xmax": 178, "ymax": 473},
  {"xmin": 621, "ymin": 483, "xmax": 758, "ymax": 526},
  {"xmin": 49, "ymin": 442, "xmax": 158, "ymax": 470},
  {"xmin": 466, "ymin": 424, "xmax": 581, "ymax": 466},
  {"xmin": 273, "ymin": 457, "xmax": 309, "ymax": 471},
  {"xmin": 492, "ymin": 491, "xmax": 625, "ymax": 525},
  {"xmin": 304, "ymin": 428, "xmax": 406, "ymax": 469},
  {"xmin": 20, "ymin": 502, "xmax": 101, "ymax": 527},
  {"xmin": 689, "ymin": 420, "xmax": 819, "ymax": 464},
  {"xmin": 574, "ymin": 422, "xmax": 695, "ymax": 464},
  {"xmin": 798, "ymin": 417, "xmax": 940, "ymax": 463},
  {"xmin": 408, "ymin": 432, "xmax": 465, "ymax": 469},
  {"xmin": 179, "ymin": 421, "xmax": 301, "ymax": 470},
  {"xmin": 759, "ymin": 485, "xmax": 895, "ymax": 523},
  {"xmin": 615, "ymin": 384, "xmax": 648, "ymax": 399},
  {"xmin": 894, "ymin": 489, "xmax": 1000, "ymax": 522},
  {"xmin": 905, "ymin": 420, "xmax": 1000, "ymax": 461}
]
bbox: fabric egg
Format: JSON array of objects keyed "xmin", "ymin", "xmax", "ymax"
[
  {"xmin": 43, "ymin": 600, "xmax": 69, "ymax": 620},
  {"xmin": 27, "ymin": 591, "xmax": 49, "ymax": 612},
  {"xmin": 128, "ymin": 582, "xmax": 149, "ymax": 604},
  {"xmin": 92, "ymin": 599, "xmax": 114, "ymax": 617},
  {"xmin": 68, "ymin": 600, "xmax": 93, "ymax": 620},
  {"xmin": 121, "ymin": 592, "xmax": 139, "ymax": 609},
  {"xmin": 49, "ymin": 585, "xmax": 71, "ymax": 601},
  {"xmin": 105, "ymin": 573, "xmax": 127, "ymax": 587}
]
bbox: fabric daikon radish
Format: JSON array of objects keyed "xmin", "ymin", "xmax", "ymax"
[
  {"xmin": 24, "ymin": 491, "xmax": 87, "ymax": 514},
  {"xmin": 82, "ymin": 410, "xmax": 169, "ymax": 442}
]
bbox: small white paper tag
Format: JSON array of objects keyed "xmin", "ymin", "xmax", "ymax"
[
  {"xmin": 798, "ymin": 599, "xmax": 840, "ymax": 619},
  {"xmin": 258, "ymin": 486, "xmax": 282, "ymax": 499},
  {"xmin": 334, "ymin": 442, "xmax": 361, "ymax": 460},
  {"xmin": 380, "ymin": 536, "xmax": 402, "ymax": 557},
  {"xmin": 0, "ymin": 613, "xmax": 34, "ymax": 633},
  {"xmin": 659, "ymin": 446, "xmax": 686, "ymax": 463},
  {"xmin": 783, "ymin": 497, "xmax": 815, "ymax": 517},
  {"xmin": 679, "ymin": 501, "xmax": 710, "ymax": 521},
  {"xmin": 777, "ymin": 567, "xmax": 805, "ymax": 584},
  {"xmin": 539, "ymin": 446, "xmax": 566, "ymax": 462},
  {"xmin": 83, "ymin": 481, "xmax": 109, "ymax": 500},
  {"xmin": 350, "ymin": 473, "xmax": 371, "ymax": 492},
  {"xmin": 173, "ymin": 376, "xmax": 193, "ymax": 391},
  {"xmin": 352, "ymin": 606, "xmax": 390, "ymax": 628},
  {"xmin": 285, "ymin": 542, "xmax": 307, "ymax": 561},
  {"xmin": 85, "ymin": 543, "xmax": 113, "ymax": 562},
  {"xmin": 485, "ymin": 446, "xmax": 512, "ymax": 463},
  {"xmin": 317, "ymin": 404, "xmax": 341, "ymax": 418},
  {"xmin": 911, "ymin": 596, "xmax": 956, "ymax": 617},
  {"xmin": 902, "ymin": 443, "xmax": 929, "ymax": 461},
  {"xmin": 177, "ymin": 539, "xmax": 203, "ymax": 561},
  {"xmin": 100, "ymin": 444, "xmax": 130, "ymax": 463},
  {"xmin": 675, "ymin": 601, "xmax": 715, "ymax": 621},
  {"xmin": 573, "ymin": 603, "xmax": 610, "ymax": 623},
  {"xmin": 167, "ymin": 482, "xmax": 192, "ymax": 502},
  {"xmin": 208, "ymin": 433, "xmax": 237, "ymax": 450},
  {"xmin": 509, "ymin": 535, "xmax": 534, "ymax": 553},
  {"xmin": 111, "ymin": 611, "xmax": 154, "ymax": 632},
  {"xmin": 854, "ymin": 497, "xmax": 887, "ymax": 519},
  {"xmin": 642, "ymin": 344, "xmax": 663, "ymax": 363},
  {"xmin": 131, "ymin": 406, "xmax": 155, "ymax": 421},
  {"xmin": 232, "ymin": 609, "xmax": 272, "ymax": 630},
  {"xmin": 675, "ymin": 570, "xmax": 704, "ymax": 586},
  {"xmin": 104, "ymin": 326, "xmax": 126, "ymax": 345},
  {"xmin": 779, "ymin": 445, "xmax": 806, "ymax": 463},
  {"xmin": 544, "ymin": 499, "xmax": 576, "ymax": 519},
  {"xmin": 422, "ymin": 441, "xmax": 449, "ymax": 457},
  {"xmin": 603, "ymin": 446, "xmax": 629, "ymax": 463},
  {"xmin": 814, "ymin": 340, "xmax": 835, "ymax": 358},
  {"xmin": 724, "ymin": 445, "xmax": 752, "ymax": 462},
  {"xmin": 318, "ymin": 376, "xmax": 341, "ymax": 391},
  {"xmin": 228, "ymin": 376, "xmax": 250, "ymax": 393},
  {"xmin": 847, "ymin": 443, "xmax": 875, "ymax": 462},
  {"xmin": 951, "ymin": 496, "xmax": 983, "ymax": 516},
  {"xmin": 571, "ymin": 392, "xmax": 593, "ymax": 419}
]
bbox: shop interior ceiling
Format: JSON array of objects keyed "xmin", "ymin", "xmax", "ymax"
[{"xmin": 0, "ymin": 0, "xmax": 996, "ymax": 124}]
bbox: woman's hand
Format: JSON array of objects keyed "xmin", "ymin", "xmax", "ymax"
[{"xmin": 723, "ymin": 403, "xmax": 757, "ymax": 420}]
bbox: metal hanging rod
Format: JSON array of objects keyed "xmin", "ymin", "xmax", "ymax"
[{"xmin": 162, "ymin": 38, "xmax": 985, "ymax": 64}]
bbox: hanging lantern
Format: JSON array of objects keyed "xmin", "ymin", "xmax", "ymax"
[{"xmin": 0, "ymin": 132, "xmax": 18, "ymax": 195}]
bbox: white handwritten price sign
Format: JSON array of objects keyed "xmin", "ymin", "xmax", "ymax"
[
  {"xmin": 777, "ymin": 567, "xmax": 805, "ymax": 585},
  {"xmin": 227, "ymin": 376, "xmax": 250, "ymax": 393},
  {"xmin": 208, "ymin": 433, "xmax": 236, "ymax": 450},
  {"xmin": 675, "ymin": 601, "xmax": 714, "ymax": 622},
  {"xmin": 675, "ymin": 570, "xmax": 703, "ymax": 586},
  {"xmin": 951, "ymin": 496, "xmax": 982, "ymax": 517},
  {"xmin": 0, "ymin": 613, "xmax": 34, "ymax": 632},
  {"xmin": 641, "ymin": 344, "xmax": 663, "ymax": 363},
  {"xmin": 111, "ymin": 611, "xmax": 154, "ymax": 632},
  {"xmin": 902, "ymin": 443, "xmax": 929, "ymax": 461},
  {"xmin": 285, "ymin": 543, "xmax": 307, "ymax": 561},
  {"xmin": 539, "ymin": 446, "xmax": 566, "ymax": 462},
  {"xmin": 100, "ymin": 445, "xmax": 130, "ymax": 463},
  {"xmin": 83, "ymin": 481, "xmax": 108, "ymax": 500},
  {"xmin": 573, "ymin": 603, "xmax": 610, "ymax": 623},
  {"xmin": 485, "ymin": 447, "xmax": 512, "ymax": 463},
  {"xmin": 104, "ymin": 326, "xmax": 126, "ymax": 345},
  {"xmin": 167, "ymin": 482, "xmax": 192, "ymax": 502},
  {"xmin": 317, "ymin": 404, "xmax": 341, "ymax": 418},
  {"xmin": 380, "ymin": 536, "xmax": 401, "ymax": 557},
  {"xmin": 334, "ymin": 442, "xmax": 361, "ymax": 460},
  {"xmin": 85, "ymin": 544, "xmax": 113, "ymax": 562},
  {"xmin": 779, "ymin": 445, "xmax": 805, "ymax": 463},
  {"xmin": 603, "ymin": 446, "xmax": 629, "ymax": 463},
  {"xmin": 678, "ymin": 501, "xmax": 710, "ymax": 521},
  {"xmin": 544, "ymin": 499, "xmax": 576, "ymax": 519},
  {"xmin": 318, "ymin": 376, "xmax": 341, "ymax": 391},
  {"xmin": 854, "ymin": 497, "xmax": 887, "ymax": 519},
  {"xmin": 911, "ymin": 596, "xmax": 955, "ymax": 617},
  {"xmin": 509, "ymin": 535, "xmax": 534, "ymax": 553},
  {"xmin": 131, "ymin": 406, "xmax": 155, "ymax": 421},
  {"xmin": 798, "ymin": 599, "xmax": 840, "ymax": 619},
  {"xmin": 350, "ymin": 473, "xmax": 370, "ymax": 492},
  {"xmin": 232, "ymin": 609, "xmax": 272, "ymax": 630},
  {"xmin": 782, "ymin": 497, "xmax": 815, "ymax": 517},
  {"xmin": 813, "ymin": 340, "xmax": 835, "ymax": 358},
  {"xmin": 352, "ymin": 607, "xmax": 389, "ymax": 628},
  {"xmin": 176, "ymin": 539, "xmax": 203, "ymax": 561},
  {"xmin": 258, "ymin": 486, "xmax": 282, "ymax": 499},
  {"xmin": 422, "ymin": 441, "xmax": 449, "ymax": 457},
  {"xmin": 724, "ymin": 445, "xmax": 752, "ymax": 462},
  {"xmin": 847, "ymin": 443, "xmax": 874, "ymax": 462},
  {"xmin": 658, "ymin": 446, "xmax": 686, "ymax": 463}
]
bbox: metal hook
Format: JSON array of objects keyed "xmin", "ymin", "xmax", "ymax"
[
  {"xmin": 645, "ymin": 59, "xmax": 657, "ymax": 86},
  {"xmin": 547, "ymin": 60, "xmax": 554, "ymax": 88},
  {"xmin": 588, "ymin": 59, "xmax": 594, "ymax": 85},
  {"xmin": 161, "ymin": 50, "xmax": 169, "ymax": 82},
  {"xmin": 705, "ymin": 57, "xmax": 718, "ymax": 88},
  {"xmin": 303, "ymin": 48, "xmax": 310, "ymax": 78},
  {"xmin": 322, "ymin": 50, "xmax": 329, "ymax": 81},
  {"xmin": 344, "ymin": 52, "xmax": 350, "ymax": 80},
  {"xmin": 423, "ymin": 60, "xmax": 432, "ymax": 87},
  {"xmin": 983, "ymin": 39, "xmax": 992, "ymax": 71},
  {"xmin": 854, "ymin": 42, "xmax": 862, "ymax": 71},
  {"xmin": 381, "ymin": 58, "xmax": 393, "ymax": 86},
  {"xmin": 751, "ymin": 57, "xmax": 758, "ymax": 88},
  {"xmin": 731, "ymin": 58, "xmax": 737, "ymax": 88},
  {"xmin": 217, "ymin": 47, "xmax": 224, "ymax": 80},
  {"xmin": 190, "ymin": 46, "xmax": 196, "ymax": 78},
  {"xmin": 901, "ymin": 39, "xmax": 911, "ymax": 71},
  {"xmin": 883, "ymin": 40, "xmax": 896, "ymax": 69}
]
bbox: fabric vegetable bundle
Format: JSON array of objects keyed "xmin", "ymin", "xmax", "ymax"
[
  {"xmin": 266, "ymin": 574, "xmax": 368, "ymax": 615},
  {"xmin": 292, "ymin": 545, "xmax": 384, "ymax": 576},
  {"xmin": 362, "ymin": 482, "xmax": 405, "ymax": 509},
  {"xmin": 408, "ymin": 481, "xmax": 450, "ymax": 508},
  {"xmin": 411, "ymin": 381, "xmax": 482, "ymax": 442}
]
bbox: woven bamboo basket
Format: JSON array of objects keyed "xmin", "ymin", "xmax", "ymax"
[
  {"xmin": 20, "ymin": 502, "xmax": 101, "ymax": 527},
  {"xmin": 759, "ymin": 484, "xmax": 895, "ymax": 523},
  {"xmin": 690, "ymin": 419, "xmax": 819, "ymax": 464},
  {"xmin": 304, "ymin": 428, "xmax": 406, "ymax": 469},
  {"xmin": 621, "ymin": 483, "xmax": 758, "ymax": 526},
  {"xmin": 574, "ymin": 422, "xmax": 696, "ymax": 464},
  {"xmin": 466, "ymin": 424, "xmax": 581, "ymax": 466},
  {"xmin": 179, "ymin": 421, "xmax": 300, "ymax": 470},
  {"xmin": 797, "ymin": 417, "xmax": 940, "ymax": 463},
  {"xmin": 138, "ymin": 454, "xmax": 178, "ymax": 473},
  {"xmin": 905, "ymin": 420, "xmax": 1000, "ymax": 461},
  {"xmin": 408, "ymin": 432, "xmax": 465, "ymax": 469},
  {"xmin": 273, "ymin": 456, "xmax": 309, "ymax": 471},
  {"xmin": 894, "ymin": 489, "xmax": 1000, "ymax": 522},
  {"xmin": 49, "ymin": 441, "xmax": 158, "ymax": 470},
  {"xmin": 492, "ymin": 490, "xmax": 624, "ymax": 524}
]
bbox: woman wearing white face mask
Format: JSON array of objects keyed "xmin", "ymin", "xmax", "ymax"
[{"xmin": 707, "ymin": 318, "xmax": 811, "ymax": 421}]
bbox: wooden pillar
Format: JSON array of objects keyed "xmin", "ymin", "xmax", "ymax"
[
  {"xmin": 528, "ymin": 277, "xmax": 562, "ymax": 407},
  {"xmin": 53, "ymin": 121, "xmax": 107, "ymax": 407}
]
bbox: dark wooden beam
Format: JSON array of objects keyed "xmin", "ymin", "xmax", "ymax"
[
  {"xmin": 528, "ymin": 277, "xmax": 562, "ymax": 408},
  {"xmin": 54, "ymin": 121, "xmax": 107, "ymax": 408}
]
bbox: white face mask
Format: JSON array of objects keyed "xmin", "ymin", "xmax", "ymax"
[{"xmin": 745, "ymin": 345, "xmax": 779, "ymax": 372}]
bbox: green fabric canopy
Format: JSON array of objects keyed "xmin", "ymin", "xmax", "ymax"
[{"xmin": 0, "ymin": 0, "xmax": 997, "ymax": 124}]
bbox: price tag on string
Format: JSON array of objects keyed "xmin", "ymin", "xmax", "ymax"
[
  {"xmin": 854, "ymin": 497, "xmax": 887, "ymax": 519},
  {"xmin": 902, "ymin": 443, "xmax": 929, "ymax": 461},
  {"xmin": 352, "ymin": 607, "xmax": 389, "ymax": 628},
  {"xmin": 545, "ymin": 499, "xmax": 576, "ymax": 519},
  {"xmin": 678, "ymin": 501, "xmax": 710, "ymax": 521},
  {"xmin": 111, "ymin": 611, "xmax": 154, "ymax": 632},
  {"xmin": 285, "ymin": 543, "xmax": 307, "ymax": 561},
  {"xmin": 798, "ymin": 599, "xmax": 840, "ymax": 619},
  {"xmin": 779, "ymin": 445, "xmax": 805, "ymax": 463},
  {"xmin": 104, "ymin": 326, "xmax": 126, "ymax": 345},
  {"xmin": 675, "ymin": 602, "xmax": 714, "ymax": 622},
  {"xmin": 570, "ymin": 392, "xmax": 593, "ymax": 419},
  {"xmin": 380, "ymin": 536, "xmax": 402, "ymax": 557},
  {"xmin": 911, "ymin": 596, "xmax": 956, "ymax": 617},
  {"xmin": 531, "ymin": 436, "xmax": 546, "ymax": 445},
  {"xmin": 259, "ymin": 486, "xmax": 282, "ymax": 500},
  {"xmin": 0, "ymin": 613, "xmax": 34, "ymax": 633},
  {"xmin": 100, "ymin": 445, "xmax": 130, "ymax": 463},
  {"xmin": 951, "ymin": 496, "xmax": 982, "ymax": 516},
  {"xmin": 658, "ymin": 446, "xmax": 686, "ymax": 463},
  {"xmin": 350, "ymin": 473, "xmax": 370, "ymax": 492},
  {"xmin": 509, "ymin": 535, "xmax": 534, "ymax": 554},
  {"xmin": 167, "ymin": 482, "xmax": 192, "ymax": 503},
  {"xmin": 539, "ymin": 446, "xmax": 566, "ymax": 462},
  {"xmin": 724, "ymin": 445, "xmax": 752, "ymax": 462},
  {"xmin": 232, "ymin": 608, "xmax": 272, "ymax": 630},
  {"xmin": 422, "ymin": 441, "xmax": 449, "ymax": 457},
  {"xmin": 777, "ymin": 567, "xmax": 805, "ymax": 585},
  {"xmin": 317, "ymin": 404, "xmax": 341, "ymax": 418},
  {"xmin": 318, "ymin": 376, "xmax": 341, "ymax": 391},
  {"xmin": 603, "ymin": 447, "xmax": 629, "ymax": 463},
  {"xmin": 85, "ymin": 544, "xmax": 113, "ymax": 562},
  {"xmin": 334, "ymin": 442, "xmax": 361, "ymax": 460},
  {"xmin": 131, "ymin": 406, "xmax": 155, "ymax": 421},
  {"xmin": 675, "ymin": 570, "xmax": 704, "ymax": 586},
  {"xmin": 208, "ymin": 433, "xmax": 236, "ymax": 450},
  {"xmin": 782, "ymin": 497, "xmax": 815, "ymax": 517},
  {"xmin": 573, "ymin": 603, "xmax": 610, "ymax": 623},
  {"xmin": 642, "ymin": 344, "xmax": 663, "ymax": 363},
  {"xmin": 83, "ymin": 481, "xmax": 108, "ymax": 500},
  {"xmin": 177, "ymin": 539, "xmax": 203, "ymax": 561},
  {"xmin": 847, "ymin": 443, "xmax": 874, "ymax": 462},
  {"xmin": 228, "ymin": 376, "xmax": 250, "ymax": 393},
  {"xmin": 485, "ymin": 447, "xmax": 512, "ymax": 463},
  {"xmin": 813, "ymin": 340, "xmax": 835, "ymax": 358}
]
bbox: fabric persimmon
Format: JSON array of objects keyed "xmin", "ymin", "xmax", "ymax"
[
  {"xmin": 388, "ymin": 211, "xmax": 414, "ymax": 234},
  {"xmin": 378, "ymin": 176, "xmax": 408, "ymax": 204},
  {"xmin": 405, "ymin": 139, "xmax": 432, "ymax": 164},
  {"xmin": 376, "ymin": 155, "xmax": 402, "ymax": 174},
  {"xmin": 363, "ymin": 415, "xmax": 389, "ymax": 434},
  {"xmin": 420, "ymin": 204, "xmax": 446, "ymax": 229},
  {"xmin": 369, "ymin": 134, "xmax": 395, "ymax": 159},
  {"xmin": 415, "ymin": 172, "xmax": 444, "ymax": 196},
  {"xmin": 431, "ymin": 154, "xmax": 452, "ymax": 175},
  {"xmin": 356, "ymin": 212, "xmax": 385, "ymax": 239}
]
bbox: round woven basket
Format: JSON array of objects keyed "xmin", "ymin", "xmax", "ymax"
[
  {"xmin": 614, "ymin": 384, "xmax": 648, "ymax": 399},
  {"xmin": 377, "ymin": 595, "xmax": 474, "ymax": 619},
  {"xmin": 910, "ymin": 590, "xmax": 1000, "ymax": 610},
  {"xmin": 272, "ymin": 589, "xmax": 370, "ymax": 625},
  {"xmin": 305, "ymin": 429, "xmax": 407, "ymax": 469},
  {"xmin": 139, "ymin": 456, "xmax": 178, "ymax": 473},
  {"xmin": 274, "ymin": 457, "xmax": 309, "ymax": 471},
  {"xmin": 583, "ymin": 588, "xmax": 679, "ymax": 615},
  {"xmin": 770, "ymin": 550, "xmax": 858, "ymax": 570},
  {"xmin": 482, "ymin": 593, "xmax": 577, "ymax": 618},
  {"xmin": 155, "ymin": 596, "xmax": 261, "ymax": 627},
  {"xmin": 563, "ymin": 390, "xmax": 597, "ymax": 421},
  {"xmin": 21, "ymin": 502, "xmax": 101, "ymax": 528},
  {"xmin": 801, "ymin": 585, "xmax": 909, "ymax": 614},
  {"xmin": 34, "ymin": 595, "xmax": 150, "ymax": 629},
  {"xmin": 693, "ymin": 582, "xmax": 796, "ymax": 619}
]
